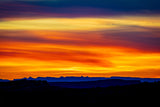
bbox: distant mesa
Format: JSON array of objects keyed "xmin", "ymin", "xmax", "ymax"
[
  {"xmin": 1, "ymin": 76, "xmax": 160, "ymax": 83},
  {"xmin": 26, "ymin": 76, "xmax": 107, "ymax": 82},
  {"xmin": 11, "ymin": 76, "xmax": 160, "ymax": 83}
]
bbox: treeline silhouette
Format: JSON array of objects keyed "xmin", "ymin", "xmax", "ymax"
[{"xmin": 1, "ymin": 79, "xmax": 160, "ymax": 105}]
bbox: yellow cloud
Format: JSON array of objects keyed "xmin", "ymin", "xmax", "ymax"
[{"xmin": 0, "ymin": 16, "xmax": 160, "ymax": 31}]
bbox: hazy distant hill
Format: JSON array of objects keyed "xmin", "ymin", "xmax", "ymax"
[
  {"xmin": 9, "ymin": 76, "xmax": 160, "ymax": 88},
  {"xmin": 49, "ymin": 79, "xmax": 141, "ymax": 88},
  {"xmin": 25, "ymin": 76, "xmax": 107, "ymax": 82},
  {"xmin": 110, "ymin": 76, "xmax": 160, "ymax": 82},
  {"xmin": 13, "ymin": 76, "xmax": 160, "ymax": 83}
]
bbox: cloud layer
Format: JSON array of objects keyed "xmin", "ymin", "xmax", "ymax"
[
  {"xmin": 0, "ymin": 0, "xmax": 160, "ymax": 79},
  {"xmin": 0, "ymin": 0, "xmax": 160, "ymax": 19}
]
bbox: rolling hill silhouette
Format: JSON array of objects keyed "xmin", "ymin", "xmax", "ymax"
[
  {"xmin": 1, "ymin": 77, "xmax": 160, "ymax": 105},
  {"xmin": 48, "ymin": 79, "xmax": 141, "ymax": 88},
  {"xmin": 14, "ymin": 76, "xmax": 160, "ymax": 83}
]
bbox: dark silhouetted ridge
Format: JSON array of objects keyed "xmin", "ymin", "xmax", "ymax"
[{"xmin": 1, "ymin": 78, "xmax": 160, "ymax": 105}]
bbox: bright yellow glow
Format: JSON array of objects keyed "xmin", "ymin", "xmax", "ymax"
[
  {"xmin": 0, "ymin": 18, "xmax": 114, "ymax": 31},
  {"xmin": 0, "ymin": 16, "xmax": 160, "ymax": 31}
]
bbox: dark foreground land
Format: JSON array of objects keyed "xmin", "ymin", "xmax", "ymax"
[{"xmin": 1, "ymin": 79, "xmax": 160, "ymax": 105}]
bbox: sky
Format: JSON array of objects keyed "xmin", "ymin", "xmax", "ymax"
[{"xmin": 0, "ymin": 0, "xmax": 160, "ymax": 80}]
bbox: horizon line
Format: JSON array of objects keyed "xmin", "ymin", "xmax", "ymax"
[{"xmin": 1, "ymin": 76, "xmax": 160, "ymax": 81}]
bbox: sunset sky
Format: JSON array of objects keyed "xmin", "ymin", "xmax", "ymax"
[{"xmin": 0, "ymin": 0, "xmax": 160, "ymax": 80}]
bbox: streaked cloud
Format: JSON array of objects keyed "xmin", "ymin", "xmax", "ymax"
[
  {"xmin": 0, "ymin": 16, "xmax": 160, "ymax": 31},
  {"xmin": 0, "ymin": 0, "xmax": 160, "ymax": 79},
  {"xmin": 1, "ymin": 28, "xmax": 160, "ymax": 79},
  {"xmin": 0, "ymin": 0, "xmax": 159, "ymax": 19}
]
